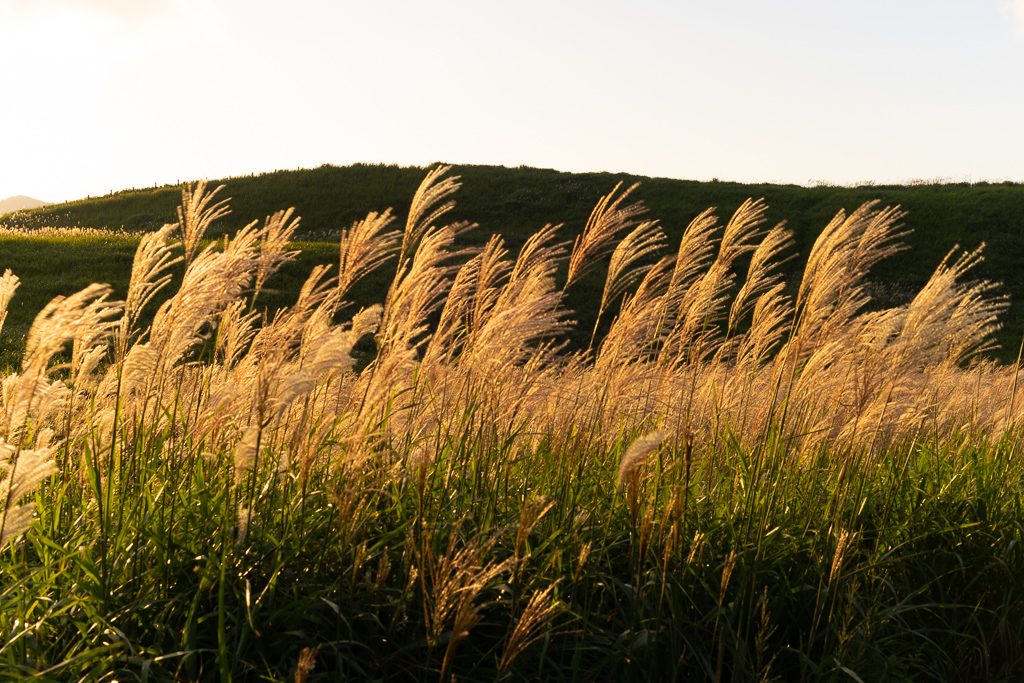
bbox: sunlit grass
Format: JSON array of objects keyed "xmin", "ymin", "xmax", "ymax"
[{"xmin": 1, "ymin": 169, "xmax": 1023, "ymax": 680}]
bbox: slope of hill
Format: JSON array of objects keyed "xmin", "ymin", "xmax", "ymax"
[
  {"xmin": 0, "ymin": 195, "xmax": 48, "ymax": 213},
  {"xmin": 3, "ymin": 163, "xmax": 1023, "ymax": 358}
]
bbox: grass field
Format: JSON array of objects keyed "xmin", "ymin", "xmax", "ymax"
[
  {"xmin": 3, "ymin": 163, "xmax": 1023, "ymax": 358},
  {"xmin": 1, "ymin": 167, "xmax": 1023, "ymax": 680}
]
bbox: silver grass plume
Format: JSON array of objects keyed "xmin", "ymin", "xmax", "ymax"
[
  {"xmin": 0, "ymin": 438, "xmax": 57, "ymax": 547},
  {"xmin": 149, "ymin": 219, "xmax": 260, "ymax": 368},
  {"xmin": 253, "ymin": 208, "xmax": 302, "ymax": 301},
  {"xmin": 790, "ymin": 203, "xmax": 908, "ymax": 353},
  {"xmin": 566, "ymin": 181, "xmax": 646, "ymax": 289},
  {"xmin": 668, "ymin": 199, "xmax": 769, "ymax": 363},
  {"xmin": 338, "ymin": 209, "xmax": 401, "ymax": 300},
  {"xmin": 178, "ymin": 181, "xmax": 230, "ymax": 264},
  {"xmin": 461, "ymin": 223, "xmax": 570, "ymax": 370},
  {"xmin": 616, "ymin": 430, "xmax": 667, "ymax": 490},
  {"xmin": 422, "ymin": 246, "xmax": 489, "ymax": 366},
  {"xmin": 598, "ymin": 256, "xmax": 674, "ymax": 369},
  {"xmin": 400, "ymin": 165, "xmax": 470, "ymax": 263},
  {"xmin": 667, "ymin": 208, "xmax": 721, "ymax": 302},
  {"xmin": 599, "ymin": 219, "xmax": 666, "ymax": 323},
  {"xmin": 0, "ymin": 270, "xmax": 20, "ymax": 337},
  {"xmin": 728, "ymin": 223, "xmax": 794, "ymax": 335}
]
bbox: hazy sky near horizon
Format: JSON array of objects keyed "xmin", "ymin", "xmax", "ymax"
[{"xmin": 1, "ymin": 0, "xmax": 1023, "ymax": 202}]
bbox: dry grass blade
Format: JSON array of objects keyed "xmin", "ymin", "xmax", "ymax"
[
  {"xmin": 672, "ymin": 199, "xmax": 770, "ymax": 347},
  {"xmin": 829, "ymin": 529, "xmax": 855, "ymax": 585},
  {"xmin": 216, "ymin": 300, "xmax": 260, "ymax": 368},
  {"xmin": 253, "ymin": 264, "xmax": 337, "ymax": 361},
  {"xmin": 423, "ymin": 246, "xmax": 489, "ymax": 366},
  {"xmin": 1, "ymin": 444, "xmax": 56, "ymax": 506},
  {"xmin": 421, "ymin": 534, "xmax": 511, "ymax": 679},
  {"xmin": 234, "ymin": 424, "xmax": 261, "ymax": 486},
  {"xmin": 469, "ymin": 234, "xmax": 513, "ymax": 330},
  {"xmin": 514, "ymin": 496, "xmax": 557, "ymax": 564},
  {"xmin": 719, "ymin": 198, "xmax": 769, "ymax": 259},
  {"xmin": 293, "ymin": 646, "xmax": 319, "ymax": 683},
  {"xmin": 0, "ymin": 503, "xmax": 36, "ymax": 547},
  {"xmin": 898, "ymin": 245, "xmax": 1008, "ymax": 365}
]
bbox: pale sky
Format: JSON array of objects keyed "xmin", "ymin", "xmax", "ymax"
[{"xmin": 1, "ymin": 0, "xmax": 1023, "ymax": 202}]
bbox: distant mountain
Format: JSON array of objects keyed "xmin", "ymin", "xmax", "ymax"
[{"xmin": 0, "ymin": 195, "xmax": 48, "ymax": 214}]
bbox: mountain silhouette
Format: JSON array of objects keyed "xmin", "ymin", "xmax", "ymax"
[{"xmin": 0, "ymin": 195, "xmax": 48, "ymax": 213}]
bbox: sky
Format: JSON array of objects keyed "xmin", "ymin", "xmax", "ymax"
[{"xmin": 1, "ymin": 0, "xmax": 1023, "ymax": 202}]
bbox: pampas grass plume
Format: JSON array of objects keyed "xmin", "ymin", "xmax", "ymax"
[{"xmin": 616, "ymin": 430, "xmax": 667, "ymax": 490}]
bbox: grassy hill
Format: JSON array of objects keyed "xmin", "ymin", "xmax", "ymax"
[{"xmin": 2, "ymin": 163, "xmax": 1023, "ymax": 360}]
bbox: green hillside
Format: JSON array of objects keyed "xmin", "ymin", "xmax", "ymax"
[{"xmin": 2, "ymin": 163, "xmax": 1023, "ymax": 360}]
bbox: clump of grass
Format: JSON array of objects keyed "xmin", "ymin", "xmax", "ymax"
[{"xmin": 1, "ymin": 169, "xmax": 1023, "ymax": 680}]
